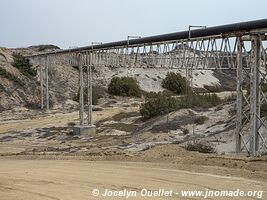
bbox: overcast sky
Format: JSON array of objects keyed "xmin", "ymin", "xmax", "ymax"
[{"xmin": 0, "ymin": 0, "xmax": 266, "ymax": 49}]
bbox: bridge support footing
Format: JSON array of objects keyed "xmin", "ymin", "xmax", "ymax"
[{"xmin": 73, "ymin": 125, "xmax": 96, "ymax": 136}]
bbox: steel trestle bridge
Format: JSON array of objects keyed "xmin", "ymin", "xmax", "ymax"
[{"xmin": 27, "ymin": 18, "xmax": 267, "ymax": 156}]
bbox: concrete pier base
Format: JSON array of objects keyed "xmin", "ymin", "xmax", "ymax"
[{"xmin": 73, "ymin": 125, "xmax": 96, "ymax": 136}]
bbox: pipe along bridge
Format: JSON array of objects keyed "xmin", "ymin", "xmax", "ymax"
[{"xmin": 27, "ymin": 19, "xmax": 267, "ymax": 156}]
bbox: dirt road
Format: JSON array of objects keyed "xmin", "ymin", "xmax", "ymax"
[{"xmin": 0, "ymin": 160, "xmax": 265, "ymax": 200}]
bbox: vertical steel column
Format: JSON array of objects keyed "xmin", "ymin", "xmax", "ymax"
[
  {"xmin": 45, "ymin": 56, "xmax": 49, "ymax": 111},
  {"xmin": 236, "ymin": 37, "xmax": 243, "ymax": 153},
  {"xmin": 250, "ymin": 35, "xmax": 261, "ymax": 156},
  {"xmin": 189, "ymin": 66, "xmax": 193, "ymax": 94},
  {"xmin": 86, "ymin": 52, "xmax": 90, "ymax": 125},
  {"xmin": 40, "ymin": 58, "xmax": 44, "ymax": 109},
  {"xmin": 78, "ymin": 53, "xmax": 84, "ymax": 126},
  {"xmin": 185, "ymin": 66, "xmax": 189, "ymax": 97},
  {"xmin": 88, "ymin": 52, "xmax": 93, "ymax": 126}
]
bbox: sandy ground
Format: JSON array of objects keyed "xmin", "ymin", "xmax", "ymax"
[
  {"xmin": 0, "ymin": 159, "xmax": 266, "ymax": 200},
  {"xmin": 0, "ymin": 98, "xmax": 266, "ymax": 200},
  {"xmin": 0, "ymin": 106, "xmax": 139, "ymax": 134}
]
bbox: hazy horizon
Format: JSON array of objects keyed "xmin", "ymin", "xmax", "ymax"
[{"xmin": 1, "ymin": 0, "xmax": 266, "ymax": 49}]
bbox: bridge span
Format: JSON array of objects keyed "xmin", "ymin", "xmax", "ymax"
[{"xmin": 27, "ymin": 18, "xmax": 267, "ymax": 156}]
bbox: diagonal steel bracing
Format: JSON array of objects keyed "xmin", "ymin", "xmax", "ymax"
[{"xmin": 27, "ymin": 19, "xmax": 267, "ymax": 156}]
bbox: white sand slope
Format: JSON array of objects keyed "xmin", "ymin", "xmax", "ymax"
[{"xmin": 95, "ymin": 67, "xmax": 220, "ymax": 92}]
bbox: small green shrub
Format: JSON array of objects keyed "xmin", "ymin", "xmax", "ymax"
[
  {"xmin": 142, "ymin": 89, "xmax": 174, "ymax": 98},
  {"xmin": 261, "ymin": 82, "xmax": 267, "ymax": 92},
  {"xmin": 215, "ymin": 105, "xmax": 223, "ymax": 111},
  {"xmin": 67, "ymin": 122, "xmax": 76, "ymax": 127},
  {"xmin": 12, "ymin": 53, "xmax": 37, "ymax": 77},
  {"xmin": 0, "ymin": 67, "xmax": 24, "ymax": 86},
  {"xmin": 142, "ymin": 91, "xmax": 160, "ymax": 99},
  {"xmin": 37, "ymin": 45, "xmax": 60, "ymax": 52},
  {"xmin": 73, "ymin": 85, "xmax": 105, "ymax": 105},
  {"xmin": 194, "ymin": 116, "xmax": 208, "ymax": 125},
  {"xmin": 108, "ymin": 77, "xmax": 141, "ymax": 97},
  {"xmin": 162, "ymin": 72, "xmax": 188, "ymax": 95},
  {"xmin": 260, "ymin": 103, "xmax": 267, "ymax": 117},
  {"xmin": 223, "ymin": 93, "xmax": 237, "ymax": 103},
  {"xmin": 245, "ymin": 82, "xmax": 267, "ymax": 100},
  {"xmin": 140, "ymin": 93, "xmax": 180, "ymax": 120},
  {"xmin": 0, "ymin": 83, "xmax": 5, "ymax": 92},
  {"xmin": 25, "ymin": 101, "xmax": 40, "ymax": 110},
  {"xmin": 228, "ymin": 107, "xmax": 236, "ymax": 116},
  {"xmin": 243, "ymin": 82, "xmax": 267, "ymax": 95},
  {"xmin": 183, "ymin": 128, "xmax": 189, "ymax": 135},
  {"xmin": 204, "ymin": 83, "xmax": 222, "ymax": 93},
  {"xmin": 186, "ymin": 93, "xmax": 222, "ymax": 108},
  {"xmin": 185, "ymin": 142, "xmax": 215, "ymax": 153},
  {"xmin": 139, "ymin": 93, "xmax": 222, "ymax": 120}
]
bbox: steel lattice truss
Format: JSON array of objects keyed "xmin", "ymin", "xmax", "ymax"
[
  {"xmin": 28, "ymin": 21, "xmax": 267, "ymax": 156},
  {"xmin": 64, "ymin": 36, "xmax": 238, "ymax": 70},
  {"xmin": 235, "ymin": 36, "xmax": 267, "ymax": 156}
]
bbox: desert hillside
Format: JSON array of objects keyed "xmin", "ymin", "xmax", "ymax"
[{"xmin": 0, "ymin": 46, "xmax": 236, "ymax": 111}]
